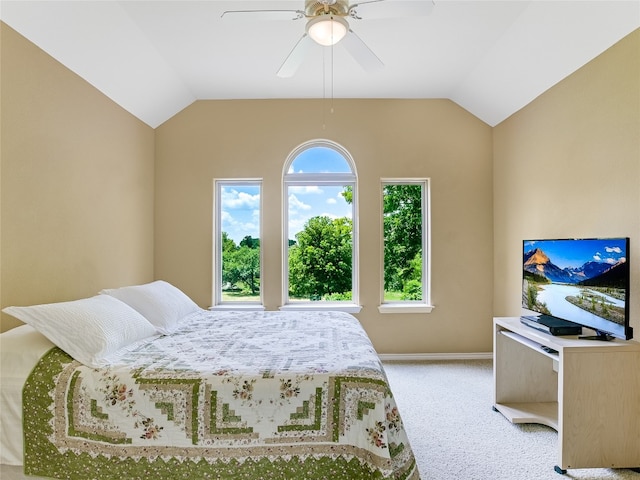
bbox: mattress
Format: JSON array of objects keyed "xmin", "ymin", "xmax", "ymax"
[{"xmin": 0, "ymin": 324, "xmax": 54, "ymax": 465}]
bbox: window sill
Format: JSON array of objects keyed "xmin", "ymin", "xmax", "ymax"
[
  {"xmin": 279, "ymin": 303, "xmax": 363, "ymax": 314},
  {"xmin": 378, "ymin": 304, "xmax": 434, "ymax": 314},
  {"xmin": 209, "ymin": 304, "xmax": 266, "ymax": 311}
]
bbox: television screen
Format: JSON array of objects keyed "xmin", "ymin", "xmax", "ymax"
[{"xmin": 522, "ymin": 237, "xmax": 632, "ymax": 340}]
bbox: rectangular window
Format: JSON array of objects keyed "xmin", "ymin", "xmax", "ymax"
[
  {"xmin": 212, "ymin": 179, "xmax": 262, "ymax": 307},
  {"xmin": 381, "ymin": 179, "xmax": 431, "ymax": 309}
]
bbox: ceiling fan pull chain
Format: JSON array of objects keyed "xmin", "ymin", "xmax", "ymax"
[
  {"xmin": 331, "ymin": 36, "xmax": 335, "ymax": 114},
  {"xmin": 322, "ymin": 44, "xmax": 327, "ymax": 129}
]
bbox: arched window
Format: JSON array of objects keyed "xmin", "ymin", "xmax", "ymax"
[{"xmin": 281, "ymin": 140, "xmax": 360, "ymax": 312}]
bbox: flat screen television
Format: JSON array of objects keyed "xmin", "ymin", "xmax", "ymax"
[{"xmin": 522, "ymin": 237, "xmax": 632, "ymax": 340}]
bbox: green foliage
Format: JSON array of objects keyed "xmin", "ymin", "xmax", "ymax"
[
  {"xmin": 526, "ymin": 283, "xmax": 538, "ymax": 309},
  {"xmin": 240, "ymin": 236, "xmax": 260, "ymax": 249},
  {"xmin": 401, "ymin": 279, "xmax": 422, "ymax": 300},
  {"xmin": 222, "ymin": 231, "xmax": 237, "ymax": 253},
  {"xmin": 322, "ymin": 292, "xmax": 353, "ymax": 301},
  {"xmin": 288, "ymin": 216, "xmax": 352, "ymax": 300},
  {"xmin": 523, "ymin": 269, "xmax": 550, "ymax": 284},
  {"xmin": 341, "ymin": 186, "xmax": 353, "ymax": 204},
  {"xmin": 383, "ymin": 184, "xmax": 423, "ymax": 298},
  {"xmin": 222, "ymin": 236, "xmax": 260, "ymax": 296}
]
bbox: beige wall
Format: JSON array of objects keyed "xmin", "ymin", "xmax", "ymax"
[
  {"xmin": 0, "ymin": 23, "xmax": 156, "ymax": 331},
  {"xmin": 493, "ymin": 29, "xmax": 640, "ymax": 336},
  {"xmin": 155, "ymin": 99, "xmax": 494, "ymax": 354}
]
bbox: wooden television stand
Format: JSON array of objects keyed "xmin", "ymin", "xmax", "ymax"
[{"xmin": 493, "ymin": 317, "xmax": 640, "ymax": 474}]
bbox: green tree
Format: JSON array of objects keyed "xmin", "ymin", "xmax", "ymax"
[
  {"xmin": 383, "ymin": 184, "xmax": 423, "ymax": 295},
  {"xmin": 221, "ymin": 232, "xmax": 240, "ymax": 291},
  {"xmin": 526, "ymin": 282, "xmax": 538, "ymax": 310},
  {"xmin": 223, "ymin": 245, "xmax": 260, "ymax": 295},
  {"xmin": 221, "ymin": 233, "xmax": 260, "ymax": 296},
  {"xmin": 222, "ymin": 231, "xmax": 237, "ymax": 253},
  {"xmin": 341, "ymin": 185, "xmax": 353, "ymax": 204},
  {"xmin": 289, "ymin": 216, "xmax": 352, "ymax": 300},
  {"xmin": 240, "ymin": 235, "xmax": 260, "ymax": 249},
  {"xmin": 401, "ymin": 252, "xmax": 423, "ymax": 300}
]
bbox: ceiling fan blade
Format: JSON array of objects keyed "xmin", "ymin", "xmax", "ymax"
[
  {"xmin": 341, "ymin": 29, "xmax": 384, "ymax": 73},
  {"xmin": 277, "ymin": 34, "xmax": 314, "ymax": 78},
  {"xmin": 221, "ymin": 10, "xmax": 305, "ymax": 21},
  {"xmin": 348, "ymin": 0, "xmax": 434, "ymax": 20}
]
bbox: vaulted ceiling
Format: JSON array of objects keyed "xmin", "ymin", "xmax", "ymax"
[{"xmin": 1, "ymin": 1, "xmax": 638, "ymax": 128}]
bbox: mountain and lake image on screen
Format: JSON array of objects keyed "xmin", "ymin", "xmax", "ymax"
[{"xmin": 522, "ymin": 238, "xmax": 630, "ymax": 339}]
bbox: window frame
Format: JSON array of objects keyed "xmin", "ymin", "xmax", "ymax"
[
  {"xmin": 378, "ymin": 178, "xmax": 433, "ymax": 314},
  {"xmin": 280, "ymin": 140, "xmax": 361, "ymax": 313},
  {"xmin": 211, "ymin": 178, "xmax": 265, "ymax": 311}
]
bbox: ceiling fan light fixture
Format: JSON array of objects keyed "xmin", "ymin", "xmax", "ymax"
[{"xmin": 306, "ymin": 15, "xmax": 348, "ymax": 46}]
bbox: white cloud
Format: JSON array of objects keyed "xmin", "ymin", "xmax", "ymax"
[
  {"xmin": 595, "ymin": 246, "xmax": 625, "ymax": 265},
  {"xmin": 326, "ymin": 198, "xmax": 337, "ymax": 205},
  {"xmin": 288, "ymin": 194, "xmax": 312, "ymax": 211},
  {"xmin": 221, "ymin": 188, "xmax": 260, "ymax": 210},
  {"xmin": 288, "ymin": 185, "xmax": 323, "ymax": 195},
  {"xmin": 221, "ymin": 210, "xmax": 257, "ymax": 232}
]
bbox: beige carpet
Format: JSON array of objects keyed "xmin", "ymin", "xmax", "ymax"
[
  {"xmin": 383, "ymin": 360, "xmax": 640, "ymax": 480},
  {"xmin": 2, "ymin": 360, "xmax": 639, "ymax": 479}
]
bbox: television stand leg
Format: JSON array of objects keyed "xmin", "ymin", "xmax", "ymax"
[{"xmin": 554, "ymin": 466, "xmax": 567, "ymax": 475}]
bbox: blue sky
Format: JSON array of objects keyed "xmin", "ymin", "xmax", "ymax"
[
  {"xmin": 523, "ymin": 238, "xmax": 627, "ymax": 269},
  {"xmin": 288, "ymin": 147, "xmax": 351, "ymax": 173},
  {"xmin": 221, "ymin": 147, "xmax": 353, "ymax": 244}
]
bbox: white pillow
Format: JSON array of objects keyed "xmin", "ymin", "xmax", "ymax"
[
  {"xmin": 2, "ymin": 295, "xmax": 158, "ymax": 368},
  {"xmin": 100, "ymin": 280, "xmax": 201, "ymax": 334}
]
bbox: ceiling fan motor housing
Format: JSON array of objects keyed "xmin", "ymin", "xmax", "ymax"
[{"xmin": 306, "ymin": 0, "xmax": 349, "ymax": 17}]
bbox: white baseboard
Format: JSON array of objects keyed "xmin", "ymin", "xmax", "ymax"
[{"xmin": 379, "ymin": 352, "xmax": 493, "ymax": 361}]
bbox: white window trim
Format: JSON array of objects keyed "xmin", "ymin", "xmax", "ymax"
[
  {"xmin": 377, "ymin": 304, "xmax": 434, "ymax": 314},
  {"xmin": 280, "ymin": 303, "xmax": 362, "ymax": 314},
  {"xmin": 281, "ymin": 139, "xmax": 361, "ymax": 311},
  {"xmin": 210, "ymin": 304, "xmax": 266, "ymax": 312},
  {"xmin": 378, "ymin": 178, "xmax": 434, "ymax": 314},
  {"xmin": 211, "ymin": 178, "xmax": 264, "ymax": 309}
]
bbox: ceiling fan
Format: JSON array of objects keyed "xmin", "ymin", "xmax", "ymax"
[{"xmin": 221, "ymin": 0, "xmax": 434, "ymax": 78}]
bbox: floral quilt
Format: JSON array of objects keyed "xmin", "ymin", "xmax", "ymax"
[{"xmin": 23, "ymin": 310, "xmax": 420, "ymax": 479}]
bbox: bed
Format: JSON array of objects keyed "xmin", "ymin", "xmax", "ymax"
[{"xmin": 1, "ymin": 281, "xmax": 419, "ymax": 479}]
